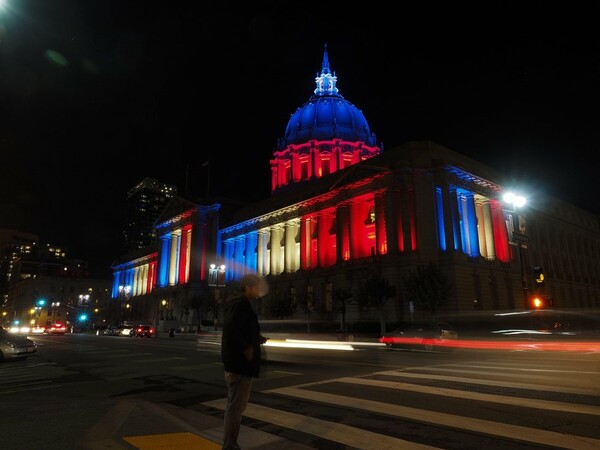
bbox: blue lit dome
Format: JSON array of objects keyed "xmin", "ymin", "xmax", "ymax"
[{"xmin": 277, "ymin": 45, "xmax": 378, "ymax": 149}]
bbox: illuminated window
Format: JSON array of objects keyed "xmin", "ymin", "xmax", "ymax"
[
  {"xmin": 321, "ymin": 158, "xmax": 330, "ymax": 176},
  {"xmin": 301, "ymin": 159, "xmax": 309, "ymax": 179},
  {"xmin": 364, "ymin": 206, "xmax": 376, "ymax": 225}
]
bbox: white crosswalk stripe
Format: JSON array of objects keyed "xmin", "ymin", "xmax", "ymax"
[
  {"xmin": 203, "ymin": 364, "xmax": 600, "ymax": 450},
  {"xmin": 203, "ymin": 397, "xmax": 441, "ymax": 450},
  {"xmin": 0, "ymin": 361, "xmax": 61, "ymax": 395},
  {"xmin": 266, "ymin": 385, "xmax": 600, "ymax": 449}
]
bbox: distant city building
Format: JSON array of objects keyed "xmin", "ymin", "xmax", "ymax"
[
  {"xmin": 7, "ymin": 274, "xmax": 112, "ymax": 330},
  {"xmin": 122, "ymin": 177, "xmax": 177, "ymax": 254},
  {"xmin": 111, "ymin": 45, "xmax": 600, "ymax": 333},
  {"xmin": 0, "ymin": 231, "xmax": 112, "ymax": 328},
  {"xmin": 0, "ymin": 229, "xmax": 39, "ymax": 312}
]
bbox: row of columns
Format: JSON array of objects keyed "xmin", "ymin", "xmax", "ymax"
[
  {"xmin": 221, "ymin": 188, "xmax": 417, "ymax": 279},
  {"xmin": 271, "ymin": 140, "xmax": 379, "ymax": 191}
]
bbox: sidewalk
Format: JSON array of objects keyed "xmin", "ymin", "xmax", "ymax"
[{"xmin": 79, "ymin": 399, "xmax": 315, "ymax": 450}]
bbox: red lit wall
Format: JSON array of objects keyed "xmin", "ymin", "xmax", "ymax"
[
  {"xmin": 317, "ymin": 209, "xmax": 336, "ymax": 266},
  {"xmin": 408, "ymin": 188, "xmax": 417, "ymax": 251},
  {"xmin": 490, "ymin": 199, "xmax": 510, "ymax": 262},
  {"xmin": 349, "ymin": 195, "xmax": 376, "ymax": 258},
  {"xmin": 178, "ymin": 225, "xmax": 191, "ymax": 284},
  {"xmin": 147, "ymin": 260, "xmax": 157, "ymax": 293}
]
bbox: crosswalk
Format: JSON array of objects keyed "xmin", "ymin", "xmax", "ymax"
[
  {"xmin": 0, "ymin": 360, "xmax": 62, "ymax": 395},
  {"xmin": 195, "ymin": 334, "xmax": 222, "ymax": 346},
  {"xmin": 203, "ymin": 360, "xmax": 600, "ymax": 449},
  {"xmin": 204, "ymin": 396, "xmax": 441, "ymax": 450}
]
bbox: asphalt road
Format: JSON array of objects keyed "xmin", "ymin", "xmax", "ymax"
[{"xmin": 2, "ymin": 331, "xmax": 599, "ymax": 449}]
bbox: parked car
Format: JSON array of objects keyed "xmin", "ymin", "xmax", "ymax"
[
  {"xmin": 380, "ymin": 321, "xmax": 458, "ymax": 351},
  {"xmin": 133, "ymin": 325, "xmax": 154, "ymax": 338},
  {"xmin": 0, "ymin": 327, "xmax": 38, "ymax": 362}
]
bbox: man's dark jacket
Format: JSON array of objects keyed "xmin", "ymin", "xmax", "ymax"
[{"xmin": 221, "ymin": 295, "xmax": 262, "ymax": 377}]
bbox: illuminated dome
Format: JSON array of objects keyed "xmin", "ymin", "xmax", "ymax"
[
  {"xmin": 270, "ymin": 44, "xmax": 381, "ymax": 193},
  {"xmin": 277, "ymin": 44, "xmax": 378, "ymax": 149}
]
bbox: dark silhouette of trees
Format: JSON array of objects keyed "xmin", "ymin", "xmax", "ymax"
[
  {"xmin": 358, "ymin": 273, "xmax": 396, "ymax": 335},
  {"xmin": 263, "ymin": 289, "xmax": 296, "ymax": 319},
  {"xmin": 332, "ymin": 287, "xmax": 353, "ymax": 332},
  {"xmin": 404, "ymin": 263, "xmax": 451, "ymax": 318},
  {"xmin": 296, "ymin": 290, "xmax": 318, "ymax": 333},
  {"xmin": 183, "ymin": 289, "xmax": 209, "ymax": 332}
]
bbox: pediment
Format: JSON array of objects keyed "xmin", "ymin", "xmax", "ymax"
[{"xmin": 155, "ymin": 195, "xmax": 199, "ymax": 228}]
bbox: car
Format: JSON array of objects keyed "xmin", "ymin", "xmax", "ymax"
[
  {"xmin": 118, "ymin": 325, "xmax": 135, "ymax": 337},
  {"xmin": 133, "ymin": 325, "xmax": 154, "ymax": 338},
  {"xmin": 103, "ymin": 325, "xmax": 121, "ymax": 336},
  {"xmin": 45, "ymin": 323, "xmax": 67, "ymax": 335},
  {"xmin": 380, "ymin": 321, "xmax": 458, "ymax": 351},
  {"xmin": 8, "ymin": 325, "xmax": 31, "ymax": 335},
  {"xmin": 0, "ymin": 327, "xmax": 38, "ymax": 362}
]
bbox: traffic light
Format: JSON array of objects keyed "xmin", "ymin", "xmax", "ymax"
[
  {"xmin": 532, "ymin": 266, "xmax": 545, "ymax": 287},
  {"xmin": 530, "ymin": 295, "xmax": 544, "ymax": 309},
  {"xmin": 529, "ymin": 295, "xmax": 552, "ymax": 309}
]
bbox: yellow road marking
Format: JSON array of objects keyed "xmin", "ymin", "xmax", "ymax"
[{"xmin": 123, "ymin": 432, "xmax": 221, "ymax": 450}]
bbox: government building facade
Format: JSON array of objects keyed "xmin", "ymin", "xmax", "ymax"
[{"xmin": 111, "ymin": 46, "xmax": 600, "ymax": 332}]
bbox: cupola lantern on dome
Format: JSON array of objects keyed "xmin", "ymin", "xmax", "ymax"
[{"xmin": 270, "ymin": 44, "xmax": 382, "ymax": 193}]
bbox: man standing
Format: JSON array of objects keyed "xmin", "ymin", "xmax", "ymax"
[{"xmin": 221, "ymin": 274, "xmax": 267, "ymax": 450}]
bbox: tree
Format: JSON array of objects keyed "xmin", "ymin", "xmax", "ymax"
[
  {"xmin": 404, "ymin": 263, "xmax": 451, "ymax": 318},
  {"xmin": 183, "ymin": 291, "xmax": 209, "ymax": 332},
  {"xmin": 262, "ymin": 290, "xmax": 296, "ymax": 319},
  {"xmin": 297, "ymin": 290, "xmax": 318, "ymax": 333},
  {"xmin": 332, "ymin": 287, "xmax": 353, "ymax": 332},
  {"xmin": 358, "ymin": 274, "xmax": 396, "ymax": 335}
]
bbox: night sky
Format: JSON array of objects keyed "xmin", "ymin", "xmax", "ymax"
[{"xmin": 1, "ymin": 1, "xmax": 598, "ymax": 277}]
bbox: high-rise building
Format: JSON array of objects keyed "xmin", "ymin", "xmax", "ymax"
[
  {"xmin": 0, "ymin": 229, "xmax": 39, "ymax": 311},
  {"xmin": 122, "ymin": 178, "xmax": 177, "ymax": 254}
]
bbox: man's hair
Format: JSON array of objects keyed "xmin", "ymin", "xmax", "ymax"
[{"xmin": 240, "ymin": 274, "xmax": 261, "ymax": 291}]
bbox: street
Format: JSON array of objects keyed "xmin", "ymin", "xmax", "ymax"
[{"xmin": 1, "ymin": 332, "xmax": 599, "ymax": 449}]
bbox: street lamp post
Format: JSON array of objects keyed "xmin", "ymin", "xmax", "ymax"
[
  {"xmin": 161, "ymin": 299, "xmax": 168, "ymax": 320},
  {"xmin": 503, "ymin": 192, "xmax": 528, "ymax": 307},
  {"xmin": 118, "ymin": 285, "xmax": 131, "ymax": 324},
  {"xmin": 35, "ymin": 299, "xmax": 46, "ymax": 327},
  {"xmin": 51, "ymin": 301, "xmax": 60, "ymax": 324},
  {"xmin": 78, "ymin": 294, "xmax": 90, "ymax": 331},
  {"xmin": 208, "ymin": 263, "xmax": 226, "ymax": 331}
]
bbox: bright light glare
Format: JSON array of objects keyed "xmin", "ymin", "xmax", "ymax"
[
  {"xmin": 9, "ymin": 326, "xmax": 31, "ymax": 334},
  {"xmin": 503, "ymin": 192, "xmax": 526, "ymax": 208},
  {"xmin": 285, "ymin": 338, "xmax": 383, "ymax": 347},
  {"xmin": 380, "ymin": 336, "xmax": 600, "ymax": 352},
  {"xmin": 264, "ymin": 339, "xmax": 355, "ymax": 351}
]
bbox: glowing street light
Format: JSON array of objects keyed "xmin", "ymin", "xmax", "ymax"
[
  {"xmin": 118, "ymin": 285, "xmax": 131, "ymax": 324},
  {"xmin": 503, "ymin": 191, "xmax": 528, "ymax": 306},
  {"xmin": 503, "ymin": 192, "xmax": 526, "ymax": 209},
  {"xmin": 208, "ymin": 263, "xmax": 226, "ymax": 330}
]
